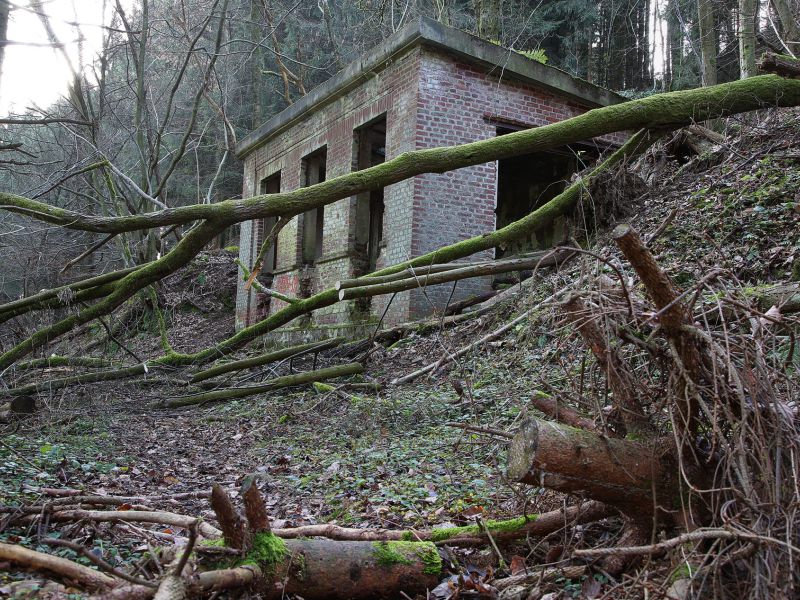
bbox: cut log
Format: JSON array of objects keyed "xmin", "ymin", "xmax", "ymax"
[
  {"xmin": 759, "ymin": 53, "xmax": 800, "ymax": 78},
  {"xmin": 255, "ymin": 536, "xmax": 442, "ymax": 600},
  {"xmin": 507, "ymin": 418, "xmax": 674, "ymax": 516}
]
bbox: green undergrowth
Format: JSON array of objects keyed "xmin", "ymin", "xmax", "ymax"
[{"xmin": 0, "ymin": 428, "xmax": 119, "ymax": 506}]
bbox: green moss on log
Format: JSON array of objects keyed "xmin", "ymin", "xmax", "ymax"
[
  {"xmin": 234, "ymin": 532, "xmax": 288, "ymax": 574},
  {"xmin": 428, "ymin": 515, "xmax": 535, "ymax": 542},
  {"xmin": 371, "ymin": 541, "xmax": 442, "ymax": 575}
]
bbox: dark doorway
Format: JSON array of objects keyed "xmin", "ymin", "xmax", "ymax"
[
  {"xmin": 495, "ymin": 127, "xmax": 581, "ymax": 258},
  {"xmin": 257, "ymin": 172, "xmax": 281, "ymax": 275},
  {"xmin": 301, "ymin": 148, "xmax": 327, "ymax": 265},
  {"xmin": 353, "ymin": 116, "xmax": 386, "ymax": 274}
]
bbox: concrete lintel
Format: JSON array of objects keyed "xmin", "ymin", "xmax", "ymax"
[{"xmin": 236, "ymin": 17, "xmax": 624, "ymax": 159}]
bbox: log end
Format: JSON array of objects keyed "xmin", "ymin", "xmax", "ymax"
[
  {"xmin": 338, "ymin": 289, "xmax": 346, "ymax": 301},
  {"xmin": 611, "ymin": 223, "xmax": 633, "ymax": 240},
  {"xmin": 507, "ymin": 419, "xmax": 539, "ymax": 483}
]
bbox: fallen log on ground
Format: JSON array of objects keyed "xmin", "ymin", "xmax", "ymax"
[
  {"xmin": 163, "ymin": 362, "xmax": 364, "ymax": 408},
  {"xmin": 2, "ymin": 364, "xmax": 154, "ymax": 398},
  {"xmin": 13, "ymin": 356, "xmax": 119, "ymax": 370},
  {"xmin": 6, "ymin": 497, "xmax": 612, "ymax": 548},
  {"xmin": 444, "ymin": 290, "xmax": 498, "ymax": 315},
  {"xmin": 190, "ymin": 337, "xmax": 345, "ymax": 383},
  {"xmin": 0, "ymin": 265, "xmax": 143, "ymax": 325},
  {"xmin": 0, "ymin": 395, "xmax": 36, "ymax": 422},
  {"xmin": 0, "ymin": 541, "xmax": 117, "ymax": 592},
  {"xmin": 268, "ymin": 501, "xmax": 613, "ymax": 546},
  {"xmin": 335, "ymin": 261, "xmax": 489, "ymax": 290},
  {"xmin": 759, "ymin": 52, "xmax": 800, "ymax": 78}
]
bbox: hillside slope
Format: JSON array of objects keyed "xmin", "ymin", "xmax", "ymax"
[{"xmin": 1, "ymin": 109, "xmax": 798, "ymax": 599}]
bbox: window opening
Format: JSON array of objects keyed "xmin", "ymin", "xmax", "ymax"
[{"xmin": 257, "ymin": 172, "xmax": 281, "ymax": 275}]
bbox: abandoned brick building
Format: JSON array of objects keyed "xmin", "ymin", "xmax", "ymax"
[{"xmin": 235, "ymin": 17, "xmax": 624, "ymax": 336}]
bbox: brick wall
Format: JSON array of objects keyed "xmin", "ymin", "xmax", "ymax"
[
  {"xmin": 408, "ymin": 48, "xmax": 626, "ymax": 316},
  {"xmin": 237, "ymin": 43, "xmax": 627, "ymax": 332},
  {"xmin": 237, "ymin": 49, "xmax": 422, "ymax": 330}
]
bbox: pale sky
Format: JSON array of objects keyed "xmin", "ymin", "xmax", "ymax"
[{"xmin": 1, "ymin": 0, "xmax": 112, "ymax": 115}]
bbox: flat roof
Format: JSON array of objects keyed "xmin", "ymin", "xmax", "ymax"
[{"xmin": 236, "ymin": 17, "xmax": 625, "ymax": 159}]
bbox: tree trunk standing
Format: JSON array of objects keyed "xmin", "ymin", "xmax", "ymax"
[
  {"xmin": 698, "ymin": 0, "xmax": 718, "ymax": 85},
  {"xmin": 250, "ymin": 0, "xmax": 264, "ymax": 129},
  {"xmin": 0, "ymin": 1, "xmax": 9, "ymax": 93},
  {"xmin": 771, "ymin": 0, "xmax": 800, "ymax": 55},
  {"xmin": 739, "ymin": 0, "xmax": 758, "ymax": 77}
]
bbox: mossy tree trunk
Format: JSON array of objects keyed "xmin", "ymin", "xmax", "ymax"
[{"xmin": 2, "ymin": 76, "xmax": 800, "ymax": 371}]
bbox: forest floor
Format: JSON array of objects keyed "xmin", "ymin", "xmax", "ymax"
[{"xmin": 1, "ymin": 109, "xmax": 799, "ymax": 599}]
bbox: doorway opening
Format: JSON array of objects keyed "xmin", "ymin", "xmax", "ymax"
[
  {"xmin": 495, "ymin": 127, "xmax": 583, "ymax": 258},
  {"xmin": 353, "ymin": 116, "xmax": 386, "ymax": 275},
  {"xmin": 301, "ymin": 147, "xmax": 327, "ymax": 265}
]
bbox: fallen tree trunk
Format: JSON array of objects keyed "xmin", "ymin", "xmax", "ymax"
[
  {"xmin": 190, "ymin": 337, "xmax": 345, "ymax": 383},
  {"xmin": 5, "ymin": 75, "xmax": 800, "ymax": 370},
  {"xmin": 759, "ymin": 52, "xmax": 800, "ymax": 78},
  {"xmin": 338, "ymin": 251, "xmax": 574, "ymax": 302},
  {"xmin": 2, "ymin": 364, "xmax": 153, "ymax": 398},
  {"xmin": 0, "ymin": 265, "xmax": 142, "ymax": 324},
  {"xmin": 0, "ymin": 541, "xmax": 117, "ymax": 592},
  {"xmin": 254, "ymin": 537, "xmax": 442, "ymax": 600},
  {"xmin": 0, "ymin": 537, "xmax": 441, "ymax": 600},
  {"xmin": 13, "ymin": 356, "xmax": 118, "ymax": 370},
  {"xmin": 163, "ymin": 362, "xmax": 364, "ymax": 408},
  {"xmin": 444, "ymin": 290, "xmax": 498, "ymax": 315},
  {"xmin": 335, "ymin": 261, "xmax": 489, "ymax": 290},
  {"xmin": 507, "ymin": 417, "xmax": 674, "ymax": 517},
  {"xmin": 269, "ymin": 501, "xmax": 613, "ymax": 546}
]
